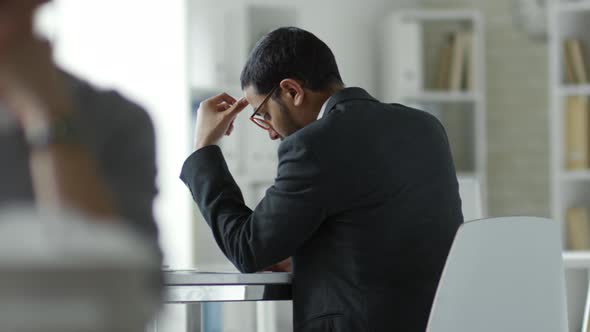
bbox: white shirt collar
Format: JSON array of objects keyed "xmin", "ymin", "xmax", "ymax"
[{"xmin": 317, "ymin": 96, "xmax": 333, "ymax": 120}]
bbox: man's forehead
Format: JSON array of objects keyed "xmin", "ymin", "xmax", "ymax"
[
  {"xmin": 243, "ymin": 85, "xmax": 264, "ymax": 98},
  {"xmin": 243, "ymin": 86, "xmax": 266, "ymax": 106}
]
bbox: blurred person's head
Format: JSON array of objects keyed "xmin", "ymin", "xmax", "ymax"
[
  {"xmin": 0, "ymin": 0, "xmax": 48, "ymax": 43},
  {"xmin": 240, "ymin": 27, "xmax": 344, "ymax": 141}
]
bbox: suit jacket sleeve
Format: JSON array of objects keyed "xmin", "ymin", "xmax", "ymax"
[{"xmin": 180, "ymin": 139, "xmax": 328, "ymax": 273}]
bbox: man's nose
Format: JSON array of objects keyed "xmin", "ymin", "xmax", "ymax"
[{"xmin": 268, "ymin": 128, "xmax": 280, "ymax": 140}]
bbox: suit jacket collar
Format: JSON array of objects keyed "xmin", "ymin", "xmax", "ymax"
[{"xmin": 322, "ymin": 87, "xmax": 379, "ymax": 117}]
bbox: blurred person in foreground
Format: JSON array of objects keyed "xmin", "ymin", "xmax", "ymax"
[
  {"xmin": 181, "ymin": 27, "xmax": 463, "ymax": 331},
  {"xmin": 0, "ymin": 0, "xmax": 161, "ymax": 258}
]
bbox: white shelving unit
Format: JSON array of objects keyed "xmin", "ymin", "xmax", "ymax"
[
  {"xmin": 548, "ymin": 0, "xmax": 590, "ymax": 249},
  {"xmin": 559, "ymin": 85, "xmax": 590, "ymax": 96},
  {"xmin": 381, "ymin": 9, "xmax": 487, "ymax": 216},
  {"xmin": 558, "ymin": 0, "xmax": 590, "ymax": 13},
  {"xmin": 549, "ymin": 2, "xmax": 590, "ymax": 331}
]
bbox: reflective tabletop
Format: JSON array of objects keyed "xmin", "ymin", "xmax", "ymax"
[{"xmin": 163, "ymin": 270, "xmax": 292, "ymax": 303}]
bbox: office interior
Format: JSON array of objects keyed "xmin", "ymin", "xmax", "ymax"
[{"xmin": 4, "ymin": 0, "xmax": 590, "ymax": 331}]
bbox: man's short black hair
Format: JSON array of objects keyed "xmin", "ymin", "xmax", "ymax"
[{"xmin": 240, "ymin": 27, "xmax": 344, "ymax": 95}]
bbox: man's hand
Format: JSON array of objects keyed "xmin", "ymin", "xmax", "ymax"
[
  {"xmin": 193, "ymin": 93, "xmax": 249, "ymax": 151},
  {"xmin": 264, "ymin": 257, "xmax": 292, "ymax": 272}
]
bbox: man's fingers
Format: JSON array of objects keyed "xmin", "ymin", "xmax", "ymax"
[
  {"xmin": 228, "ymin": 98, "xmax": 249, "ymax": 116},
  {"xmin": 217, "ymin": 101, "xmax": 231, "ymax": 111},
  {"xmin": 208, "ymin": 92, "xmax": 236, "ymax": 106}
]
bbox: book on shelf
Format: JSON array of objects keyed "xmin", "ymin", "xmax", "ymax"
[
  {"xmin": 435, "ymin": 34, "xmax": 453, "ymax": 90},
  {"xmin": 563, "ymin": 39, "xmax": 589, "ymax": 84},
  {"xmin": 563, "ymin": 40, "xmax": 577, "ymax": 84},
  {"xmin": 565, "ymin": 96, "xmax": 590, "ymax": 170},
  {"xmin": 449, "ymin": 31, "xmax": 466, "ymax": 91},
  {"xmin": 434, "ymin": 31, "xmax": 474, "ymax": 91},
  {"xmin": 566, "ymin": 207, "xmax": 590, "ymax": 250},
  {"xmin": 465, "ymin": 31, "xmax": 475, "ymax": 91}
]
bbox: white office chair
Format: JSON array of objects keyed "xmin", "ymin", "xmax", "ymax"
[
  {"xmin": 457, "ymin": 176, "xmax": 483, "ymax": 221},
  {"xmin": 426, "ymin": 217, "xmax": 568, "ymax": 332}
]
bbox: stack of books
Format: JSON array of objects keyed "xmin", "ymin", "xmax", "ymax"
[
  {"xmin": 564, "ymin": 40, "xmax": 590, "ymax": 251},
  {"xmin": 563, "ymin": 39, "xmax": 590, "ymax": 170},
  {"xmin": 433, "ymin": 31, "xmax": 474, "ymax": 91}
]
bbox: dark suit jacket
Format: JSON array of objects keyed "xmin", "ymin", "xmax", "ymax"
[{"xmin": 180, "ymin": 87, "xmax": 463, "ymax": 332}]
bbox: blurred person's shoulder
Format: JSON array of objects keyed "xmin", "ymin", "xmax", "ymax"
[{"xmin": 61, "ymin": 71, "xmax": 155, "ymax": 142}]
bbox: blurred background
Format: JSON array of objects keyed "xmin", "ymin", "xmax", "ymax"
[{"xmin": 32, "ymin": 0, "xmax": 590, "ymax": 331}]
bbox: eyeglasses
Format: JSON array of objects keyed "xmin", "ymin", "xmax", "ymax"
[{"xmin": 250, "ymin": 86, "xmax": 279, "ymax": 130}]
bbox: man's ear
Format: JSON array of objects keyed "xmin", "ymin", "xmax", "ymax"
[{"xmin": 279, "ymin": 79, "xmax": 305, "ymax": 107}]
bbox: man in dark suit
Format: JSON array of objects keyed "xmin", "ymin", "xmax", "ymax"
[{"xmin": 181, "ymin": 27, "xmax": 463, "ymax": 331}]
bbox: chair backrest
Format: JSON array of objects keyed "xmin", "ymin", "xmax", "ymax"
[
  {"xmin": 458, "ymin": 176, "xmax": 483, "ymax": 221},
  {"xmin": 426, "ymin": 216, "xmax": 568, "ymax": 332}
]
